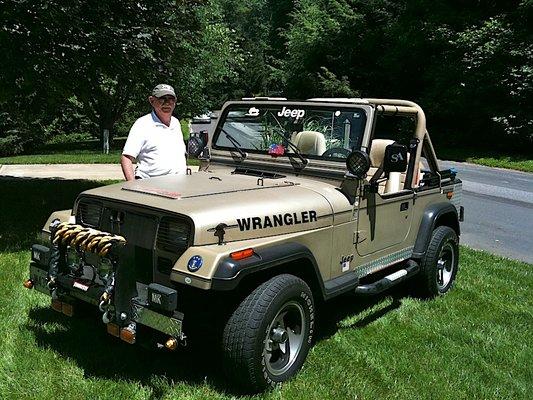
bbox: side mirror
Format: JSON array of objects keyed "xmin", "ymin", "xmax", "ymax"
[
  {"xmin": 187, "ymin": 130, "xmax": 209, "ymax": 159},
  {"xmin": 383, "ymin": 143, "xmax": 408, "ymax": 173},
  {"xmin": 346, "ymin": 150, "xmax": 370, "ymax": 179}
]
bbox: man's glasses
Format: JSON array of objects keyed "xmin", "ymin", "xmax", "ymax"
[{"xmin": 156, "ymin": 96, "xmax": 176, "ymax": 104}]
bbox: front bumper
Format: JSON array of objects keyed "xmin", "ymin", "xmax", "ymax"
[{"xmin": 28, "ymin": 241, "xmax": 185, "ymax": 346}]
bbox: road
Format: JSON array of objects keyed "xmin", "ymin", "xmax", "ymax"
[{"xmin": 441, "ymin": 161, "xmax": 533, "ymax": 264}]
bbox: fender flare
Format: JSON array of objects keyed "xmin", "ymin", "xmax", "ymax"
[
  {"xmin": 412, "ymin": 202, "xmax": 460, "ymax": 259},
  {"xmin": 210, "ymin": 242, "xmax": 326, "ymax": 296}
]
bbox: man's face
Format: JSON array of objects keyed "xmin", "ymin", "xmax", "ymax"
[{"xmin": 149, "ymin": 95, "xmax": 176, "ymax": 118}]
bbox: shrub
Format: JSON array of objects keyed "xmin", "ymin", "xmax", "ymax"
[{"xmin": 0, "ymin": 134, "xmax": 24, "ymax": 157}]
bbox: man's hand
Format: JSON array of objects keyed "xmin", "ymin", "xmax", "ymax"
[{"xmin": 120, "ymin": 154, "xmax": 136, "ymax": 181}]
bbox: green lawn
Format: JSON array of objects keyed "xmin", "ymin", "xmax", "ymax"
[
  {"xmin": 1, "ymin": 178, "xmax": 531, "ymax": 399},
  {"xmin": 439, "ymin": 148, "xmax": 533, "ymax": 173},
  {"xmin": 0, "ymin": 150, "xmax": 122, "ymax": 165},
  {"xmin": 466, "ymin": 156, "xmax": 533, "ymax": 172},
  {"xmin": 0, "ymin": 120, "xmax": 192, "ymax": 165}
]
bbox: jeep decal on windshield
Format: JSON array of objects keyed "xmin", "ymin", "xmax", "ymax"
[
  {"xmin": 237, "ymin": 211, "xmax": 317, "ymax": 231},
  {"xmin": 277, "ymin": 106, "xmax": 305, "ymax": 119}
]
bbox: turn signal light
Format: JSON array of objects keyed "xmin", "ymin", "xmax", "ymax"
[
  {"xmin": 165, "ymin": 337, "xmax": 178, "ymax": 351},
  {"xmin": 107, "ymin": 323, "xmax": 120, "ymax": 337},
  {"xmin": 120, "ymin": 327, "xmax": 136, "ymax": 344},
  {"xmin": 446, "ymin": 191, "xmax": 454, "ymax": 199},
  {"xmin": 23, "ymin": 279, "xmax": 34, "ymax": 289},
  {"xmin": 61, "ymin": 302, "xmax": 74, "ymax": 317},
  {"xmin": 51, "ymin": 299, "xmax": 63, "ymax": 313},
  {"xmin": 230, "ymin": 248, "xmax": 254, "ymax": 261}
]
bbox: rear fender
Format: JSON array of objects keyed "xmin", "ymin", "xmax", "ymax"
[{"xmin": 412, "ymin": 202, "xmax": 459, "ymax": 259}]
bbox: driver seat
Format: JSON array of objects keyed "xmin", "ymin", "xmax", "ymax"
[{"xmin": 293, "ymin": 130, "xmax": 326, "ymax": 155}]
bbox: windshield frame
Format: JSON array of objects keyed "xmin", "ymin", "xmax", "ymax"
[{"xmin": 211, "ymin": 101, "xmax": 372, "ymax": 164}]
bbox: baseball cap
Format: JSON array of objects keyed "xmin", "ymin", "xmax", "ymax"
[{"xmin": 152, "ymin": 84, "xmax": 176, "ymax": 98}]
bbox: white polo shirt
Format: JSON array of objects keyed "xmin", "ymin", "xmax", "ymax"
[{"xmin": 123, "ymin": 112, "xmax": 187, "ymax": 179}]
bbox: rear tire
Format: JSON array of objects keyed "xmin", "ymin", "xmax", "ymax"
[
  {"xmin": 222, "ymin": 274, "xmax": 315, "ymax": 392},
  {"xmin": 416, "ymin": 226, "xmax": 459, "ymax": 298}
]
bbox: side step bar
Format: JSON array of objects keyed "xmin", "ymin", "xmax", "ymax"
[{"xmin": 354, "ymin": 260, "xmax": 420, "ymax": 295}]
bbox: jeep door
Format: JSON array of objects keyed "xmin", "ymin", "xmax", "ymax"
[{"xmin": 355, "ymin": 189, "xmax": 414, "ymax": 256}]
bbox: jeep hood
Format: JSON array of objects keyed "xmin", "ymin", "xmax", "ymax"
[{"xmin": 79, "ymin": 171, "xmax": 343, "ymax": 245}]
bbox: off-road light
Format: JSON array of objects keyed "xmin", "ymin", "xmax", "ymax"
[
  {"xmin": 230, "ymin": 248, "xmax": 254, "ymax": 261},
  {"xmin": 107, "ymin": 323, "xmax": 120, "ymax": 337},
  {"xmin": 23, "ymin": 279, "xmax": 34, "ymax": 289},
  {"xmin": 165, "ymin": 337, "xmax": 178, "ymax": 351},
  {"xmin": 120, "ymin": 327, "xmax": 136, "ymax": 344},
  {"xmin": 346, "ymin": 150, "xmax": 371, "ymax": 179}
]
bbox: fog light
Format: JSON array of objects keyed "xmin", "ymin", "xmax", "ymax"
[
  {"xmin": 165, "ymin": 337, "xmax": 178, "ymax": 351},
  {"xmin": 23, "ymin": 279, "xmax": 34, "ymax": 289},
  {"xmin": 107, "ymin": 323, "xmax": 120, "ymax": 337},
  {"xmin": 120, "ymin": 327, "xmax": 136, "ymax": 344},
  {"xmin": 51, "ymin": 299, "xmax": 62, "ymax": 312}
]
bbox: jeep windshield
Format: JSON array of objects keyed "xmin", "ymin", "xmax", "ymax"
[{"xmin": 213, "ymin": 103, "xmax": 367, "ymax": 161}]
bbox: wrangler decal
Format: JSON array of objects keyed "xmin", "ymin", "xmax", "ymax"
[{"xmin": 237, "ymin": 211, "xmax": 317, "ymax": 231}]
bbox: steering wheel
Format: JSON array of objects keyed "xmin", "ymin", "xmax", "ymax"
[{"xmin": 322, "ymin": 147, "xmax": 351, "ymax": 158}]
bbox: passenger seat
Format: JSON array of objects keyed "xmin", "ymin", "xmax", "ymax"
[{"xmin": 292, "ymin": 131, "xmax": 327, "ymax": 156}]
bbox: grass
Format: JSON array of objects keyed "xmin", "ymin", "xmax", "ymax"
[
  {"xmin": 439, "ymin": 148, "xmax": 533, "ymax": 173},
  {"xmin": 0, "ymin": 178, "xmax": 532, "ymax": 399},
  {"xmin": 466, "ymin": 156, "xmax": 533, "ymax": 172},
  {"xmin": 0, "ymin": 150, "xmax": 122, "ymax": 165},
  {"xmin": 0, "ymin": 119, "xmax": 192, "ymax": 165}
]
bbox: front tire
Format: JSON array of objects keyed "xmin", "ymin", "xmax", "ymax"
[
  {"xmin": 222, "ymin": 274, "xmax": 315, "ymax": 392},
  {"xmin": 416, "ymin": 225, "xmax": 459, "ymax": 298}
]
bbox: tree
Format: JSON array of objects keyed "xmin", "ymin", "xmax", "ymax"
[
  {"xmin": 448, "ymin": 3, "xmax": 532, "ymax": 148},
  {"xmin": 0, "ymin": 0, "xmax": 239, "ymax": 152}
]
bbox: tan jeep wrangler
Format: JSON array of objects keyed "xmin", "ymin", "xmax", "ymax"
[{"xmin": 26, "ymin": 98, "xmax": 463, "ymax": 391}]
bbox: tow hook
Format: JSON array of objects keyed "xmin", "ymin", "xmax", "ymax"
[
  {"xmin": 47, "ymin": 277, "xmax": 57, "ymax": 291},
  {"xmin": 98, "ymin": 292, "xmax": 111, "ymax": 312},
  {"xmin": 102, "ymin": 310, "xmax": 112, "ymax": 324}
]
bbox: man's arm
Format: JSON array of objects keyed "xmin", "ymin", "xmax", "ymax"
[{"xmin": 121, "ymin": 154, "xmax": 136, "ymax": 181}]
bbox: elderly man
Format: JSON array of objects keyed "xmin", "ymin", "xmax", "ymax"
[{"xmin": 121, "ymin": 84, "xmax": 187, "ymax": 180}]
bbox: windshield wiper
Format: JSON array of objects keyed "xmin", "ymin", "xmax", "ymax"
[
  {"xmin": 282, "ymin": 135, "xmax": 308, "ymax": 171},
  {"xmin": 221, "ymin": 128, "xmax": 247, "ymax": 161},
  {"xmin": 265, "ymin": 110, "xmax": 308, "ymax": 171}
]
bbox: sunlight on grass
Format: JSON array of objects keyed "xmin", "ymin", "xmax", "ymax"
[
  {"xmin": 439, "ymin": 148, "xmax": 533, "ymax": 172},
  {"xmin": 468, "ymin": 156, "xmax": 533, "ymax": 172},
  {"xmin": 0, "ymin": 150, "xmax": 122, "ymax": 165}
]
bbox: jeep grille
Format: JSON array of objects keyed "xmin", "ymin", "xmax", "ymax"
[
  {"xmin": 77, "ymin": 201, "xmax": 103, "ymax": 227},
  {"xmin": 156, "ymin": 217, "xmax": 191, "ymax": 255}
]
